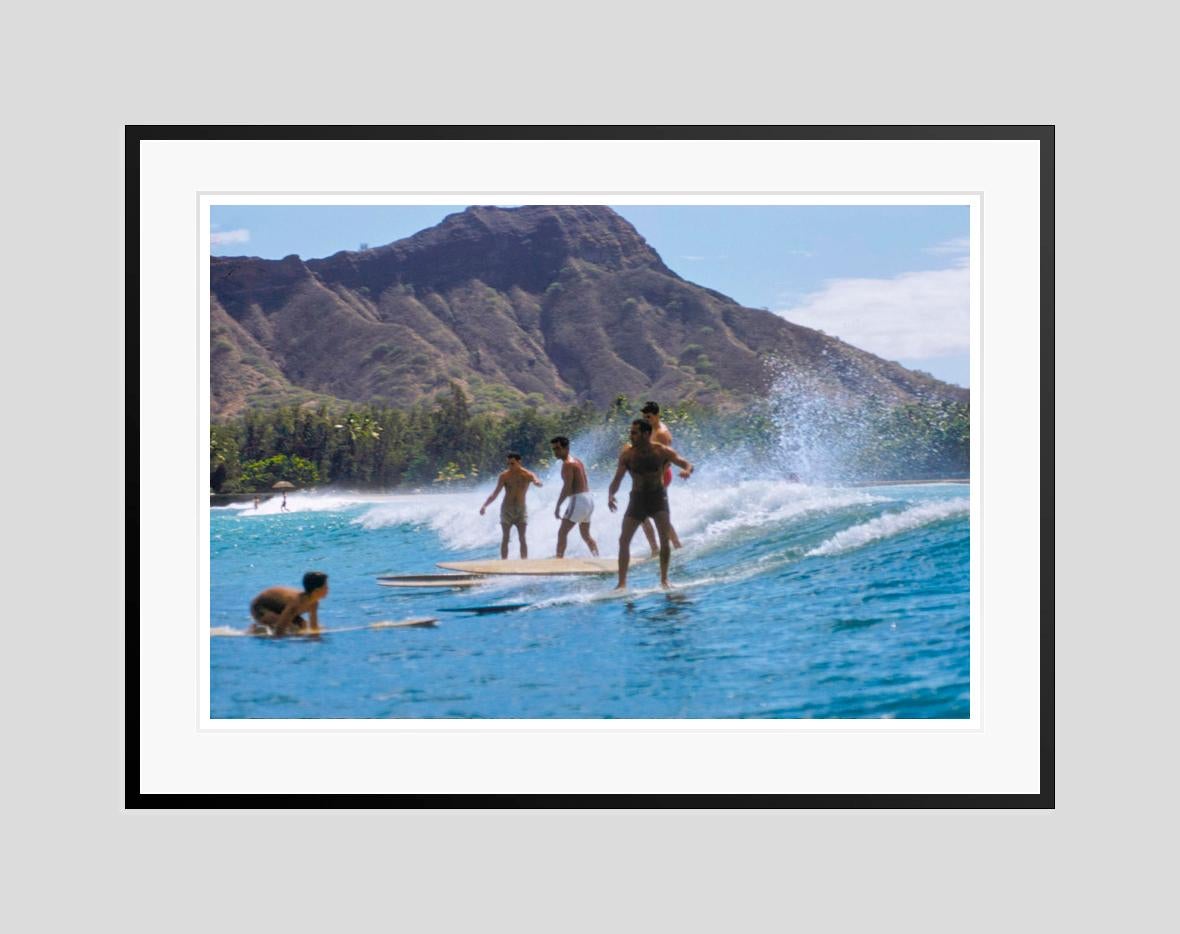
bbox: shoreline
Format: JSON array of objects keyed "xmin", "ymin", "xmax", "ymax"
[{"xmin": 210, "ymin": 477, "xmax": 968, "ymax": 506}]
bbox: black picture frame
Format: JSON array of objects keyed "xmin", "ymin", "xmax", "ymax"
[{"xmin": 128, "ymin": 125, "xmax": 1053, "ymax": 808}]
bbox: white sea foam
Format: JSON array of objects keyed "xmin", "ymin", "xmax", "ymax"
[
  {"xmin": 672, "ymin": 480, "xmax": 883, "ymax": 550},
  {"xmin": 806, "ymin": 498, "xmax": 968, "ymax": 557},
  {"xmin": 231, "ymin": 490, "xmax": 398, "ymax": 516},
  {"xmin": 351, "ymin": 473, "xmax": 885, "ymax": 557}
]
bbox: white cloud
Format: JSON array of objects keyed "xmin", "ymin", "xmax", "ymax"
[
  {"xmin": 775, "ymin": 266, "xmax": 969, "ymax": 359},
  {"xmin": 923, "ymin": 237, "xmax": 970, "ymax": 267},
  {"xmin": 211, "ymin": 228, "xmax": 250, "ymax": 245}
]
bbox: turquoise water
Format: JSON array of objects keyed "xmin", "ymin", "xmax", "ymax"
[{"xmin": 210, "ymin": 468, "xmax": 970, "ymax": 719}]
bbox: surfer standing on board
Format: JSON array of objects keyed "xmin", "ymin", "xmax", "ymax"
[
  {"xmin": 608, "ymin": 420, "xmax": 693, "ymax": 590},
  {"xmin": 480, "ymin": 452, "xmax": 543, "ymax": 559},
  {"xmin": 638, "ymin": 401, "xmax": 687, "ymax": 553},
  {"xmin": 550, "ymin": 436, "xmax": 599, "ymax": 558},
  {"xmin": 248, "ymin": 570, "xmax": 329, "ymax": 636}
]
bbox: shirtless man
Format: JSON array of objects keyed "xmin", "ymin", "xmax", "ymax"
[
  {"xmin": 248, "ymin": 570, "xmax": 329, "ymax": 636},
  {"xmin": 550, "ymin": 435, "xmax": 599, "ymax": 558},
  {"xmin": 608, "ymin": 420, "xmax": 693, "ymax": 589},
  {"xmin": 480, "ymin": 452, "xmax": 543, "ymax": 559},
  {"xmin": 638, "ymin": 401, "xmax": 687, "ymax": 553}
]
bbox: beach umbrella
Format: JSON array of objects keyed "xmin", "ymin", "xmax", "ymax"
[{"xmin": 272, "ymin": 480, "xmax": 296, "ymax": 490}]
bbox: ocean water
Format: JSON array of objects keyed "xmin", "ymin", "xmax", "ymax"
[{"xmin": 210, "ymin": 466, "xmax": 970, "ymax": 719}]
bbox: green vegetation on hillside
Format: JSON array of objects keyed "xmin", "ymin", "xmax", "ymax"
[{"xmin": 210, "ymin": 382, "xmax": 969, "ymax": 492}]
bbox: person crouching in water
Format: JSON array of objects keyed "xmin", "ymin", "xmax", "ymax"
[
  {"xmin": 607, "ymin": 420, "xmax": 693, "ymax": 589},
  {"xmin": 249, "ymin": 571, "xmax": 329, "ymax": 636}
]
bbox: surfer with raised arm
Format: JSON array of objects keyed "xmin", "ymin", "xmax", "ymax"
[
  {"xmin": 480, "ymin": 452, "xmax": 543, "ymax": 559},
  {"xmin": 550, "ymin": 436, "xmax": 599, "ymax": 558},
  {"xmin": 248, "ymin": 571, "xmax": 329, "ymax": 636},
  {"xmin": 608, "ymin": 419, "xmax": 693, "ymax": 590}
]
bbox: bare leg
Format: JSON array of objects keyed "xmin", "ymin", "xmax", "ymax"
[
  {"xmin": 579, "ymin": 522, "xmax": 599, "ymax": 556},
  {"xmin": 285, "ymin": 614, "xmax": 308, "ymax": 636},
  {"xmin": 641, "ymin": 518, "xmax": 659, "ymax": 556},
  {"xmin": 615, "ymin": 516, "xmax": 642, "ymax": 589},
  {"xmin": 668, "ymin": 522, "xmax": 682, "ymax": 549},
  {"xmin": 517, "ymin": 522, "xmax": 528, "ymax": 559},
  {"xmin": 251, "ymin": 610, "xmax": 304, "ymax": 636},
  {"xmin": 652, "ymin": 511, "xmax": 674, "ymax": 588},
  {"xmin": 556, "ymin": 518, "xmax": 574, "ymax": 558},
  {"xmin": 250, "ymin": 609, "xmax": 279, "ymax": 634},
  {"xmin": 499, "ymin": 523, "xmax": 511, "ymax": 559}
]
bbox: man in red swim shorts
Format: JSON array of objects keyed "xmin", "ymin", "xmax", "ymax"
[{"xmin": 639, "ymin": 401, "xmax": 689, "ymax": 551}]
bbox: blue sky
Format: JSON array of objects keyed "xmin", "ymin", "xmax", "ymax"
[{"xmin": 211, "ymin": 204, "xmax": 970, "ymax": 386}]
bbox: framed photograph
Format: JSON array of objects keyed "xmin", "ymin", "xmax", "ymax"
[{"xmin": 132, "ymin": 127, "xmax": 1051, "ymax": 804}]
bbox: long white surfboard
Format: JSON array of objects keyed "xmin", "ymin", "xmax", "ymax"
[
  {"xmin": 436, "ymin": 556, "xmax": 645, "ymax": 575},
  {"xmin": 377, "ymin": 573, "xmax": 486, "ymax": 582},
  {"xmin": 378, "ymin": 579, "xmax": 482, "ymax": 589},
  {"xmin": 211, "ymin": 617, "xmax": 438, "ymax": 637}
]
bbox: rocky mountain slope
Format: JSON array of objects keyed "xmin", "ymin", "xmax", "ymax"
[{"xmin": 211, "ymin": 205, "xmax": 967, "ymax": 418}]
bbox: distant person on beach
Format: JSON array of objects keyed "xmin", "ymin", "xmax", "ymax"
[
  {"xmin": 480, "ymin": 452, "xmax": 543, "ymax": 559},
  {"xmin": 550, "ymin": 436, "xmax": 599, "ymax": 558},
  {"xmin": 253, "ymin": 496, "xmax": 260, "ymax": 510},
  {"xmin": 608, "ymin": 419, "xmax": 693, "ymax": 590},
  {"xmin": 248, "ymin": 570, "xmax": 329, "ymax": 636},
  {"xmin": 280, "ymin": 492, "xmax": 289, "ymax": 512},
  {"xmin": 638, "ymin": 401, "xmax": 688, "ymax": 552}
]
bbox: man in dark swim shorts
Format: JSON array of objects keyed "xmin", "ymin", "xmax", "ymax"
[
  {"xmin": 638, "ymin": 401, "xmax": 686, "ymax": 552},
  {"xmin": 625, "ymin": 485, "xmax": 670, "ymax": 523},
  {"xmin": 607, "ymin": 419, "xmax": 693, "ymax": 590}
]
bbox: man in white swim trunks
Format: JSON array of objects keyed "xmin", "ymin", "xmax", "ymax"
[
  {"xmin": 480, "ymin": 452, "xmax": 543, "ymax": 558},
  {"xmin": 550, "ymin": 436, "xmax": 599, "ymax": 558}
]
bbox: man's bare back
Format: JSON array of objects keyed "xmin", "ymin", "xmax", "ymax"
[{"xmin": 499, "ymin": 466, "xmax": 536, "ymax": 506}]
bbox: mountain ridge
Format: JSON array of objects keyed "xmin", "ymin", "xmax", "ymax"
[{"xmin": 210, "ymin": 205, "xmax": 967, "ymax": 418}]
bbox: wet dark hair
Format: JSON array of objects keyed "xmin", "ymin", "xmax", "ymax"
[
  {"xmin": 640, "ymin": 401, "xmax": 660, "ymax": 415},
  {"xmin": 631, "ymin": 419, "xmax": 653, "ymax": 435},
  {"xmin": 507, "ymin": 452, "xmax": 522, "ymax": 461},
  {"xmin": 550, "ymin": 436, "xmax": 570, "ymax": 448},
  {"xmin": 302, "ymin": 570, "xmax": 328, "ymax": 593}
]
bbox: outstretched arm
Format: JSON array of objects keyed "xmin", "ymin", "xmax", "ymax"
[
  {"xmin": 664, "ymin": 445, "xmax": 694, "ymax": 479},
  {"xmin": 480, "ymin": 478, "xmax": 505, "ymax": 514},
  {"xmin": 607, "ymin": 454, "xmax": 629, "ymax": 512},
  {"xmin": 555, "ymin": 462, "xmax": 572, "ymax": 519},
  {"xmin": 528, "ymin": 470, "xmax": 543, "ymax": 487}
]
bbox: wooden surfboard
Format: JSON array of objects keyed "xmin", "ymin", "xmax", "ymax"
[
  {"xmin": 435, "ymin": 604, "xmax": 529, "ymax": 614},
  {"xmin": 377, "ymin": 573, "xmax": 486, "ymax": 582},
  {"xmin": 436, "ymin": 556, "xmax": 645, "ymax": 575},
  {"xmin": 211, "ymin": 617, "xmax": 438, "ymax": 637},
  {"xmin": 378, "ymin": 578, "xmax": 483, "ymax": 589}
]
